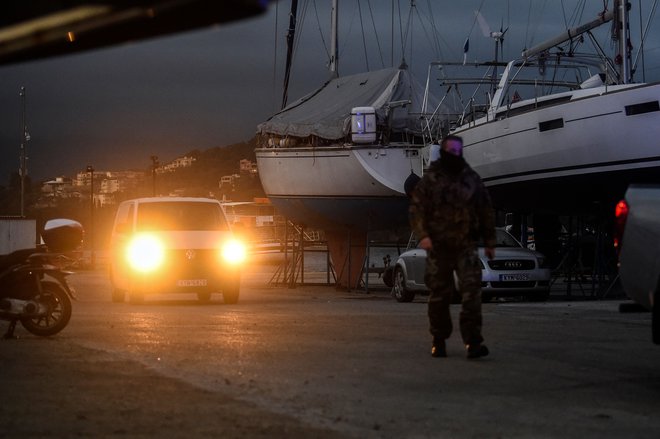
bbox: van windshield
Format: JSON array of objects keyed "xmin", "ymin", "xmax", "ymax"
[{"xmin": 136, "ymin": 202, "xmax": 229, "ymax": 231}]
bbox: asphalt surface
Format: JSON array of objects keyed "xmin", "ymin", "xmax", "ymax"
[{"xmin": 1, "ymin": 268, "xmax": 659, "ymax": 438}]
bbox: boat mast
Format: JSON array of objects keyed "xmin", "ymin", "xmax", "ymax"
[
  {"xmin": 329, "ymin": 0, "xmax": 338, "ymax": 77},
  {"xmin": 281, "ymin": 0, "xmax": 298, "ymax": 109},
  {"xmin": 615, "ymin": 0, "xmax": 632, "ymax": 84}
]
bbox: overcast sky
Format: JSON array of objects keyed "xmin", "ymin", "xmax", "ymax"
[{"xmin": 1, "ymin": 0, "xmax": 659, "ymax": 182}]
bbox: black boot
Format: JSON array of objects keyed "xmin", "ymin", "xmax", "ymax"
[
  {"xmin": 466, "ymin": 343, "xmax": 489, "ymax": 359},
  {"xmin": 431, "ymin": 339, "xmax": 447, "ymax": 358}
]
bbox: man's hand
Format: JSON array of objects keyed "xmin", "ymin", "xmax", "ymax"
[
  {"xmin": 419, "ymin": 236, "xmax": 433, "ymax": 250},
  {"xmin": 485, "ymin": 247, "xmax": 495, "ymax": 260}
]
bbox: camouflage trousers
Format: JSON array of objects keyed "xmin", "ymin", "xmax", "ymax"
[{"xmin": 424, "ymin": 246, "xmax": 484, "ymax": 346}]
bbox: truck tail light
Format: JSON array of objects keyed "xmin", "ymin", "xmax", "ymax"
[{"xmin": 613, "ymin": 199, "xmax": 628, "ymax": 254}]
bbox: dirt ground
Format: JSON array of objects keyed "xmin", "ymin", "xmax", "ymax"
[{"xmin": 0, "ymin": 338, "xmax": 347, "ymax": 438}]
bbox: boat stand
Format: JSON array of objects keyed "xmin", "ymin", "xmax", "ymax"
[{"xmin": 267, "ymin": 220, "xmax": 336, "ymax": 287}]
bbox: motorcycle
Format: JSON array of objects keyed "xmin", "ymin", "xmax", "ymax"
[{"xmin": 0, "ymin": 219, "xmax": 82, "ymax": 339}]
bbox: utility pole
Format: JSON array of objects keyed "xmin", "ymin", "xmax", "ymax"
[
  {"xmin": 19, "ymin": 86, "xmax": 29, "ymax": 217},
  {"xmin": 86, "ymin": 165, "xmax": 95, "ymax": 269}
]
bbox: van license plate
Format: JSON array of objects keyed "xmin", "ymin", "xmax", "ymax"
[
  {"xmin": 177, "ymin": 279, "xmax": 208, "ymax": 287},
  {"xmin": 500, "ymin": 274, "xmax": 529, "ymax": 281}
]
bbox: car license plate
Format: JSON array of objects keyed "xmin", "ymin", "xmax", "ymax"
[
  {"xmin": 499, "ymin": 274, "xmax": 529, "ymax": 281},
  {"xmin": 177, "ymin": 279, "xmax": 208, "ymax": 287}
]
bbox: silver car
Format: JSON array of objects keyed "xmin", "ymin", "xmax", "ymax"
[{"xmin": 389, "ymin": 229, "xmax": 551, "ymax": 302}]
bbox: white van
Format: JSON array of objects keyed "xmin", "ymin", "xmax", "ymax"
[{"xmin": 109, "ymin": 197, "xmax": 246, "ymax": 303}]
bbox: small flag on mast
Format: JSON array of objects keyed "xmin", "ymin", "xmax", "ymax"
[{"xmin": 463, "ymin": 38, "xmax": 469, "ymax": 65}]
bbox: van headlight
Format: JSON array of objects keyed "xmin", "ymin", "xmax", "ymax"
[
  {"xmin": 126, "ymin": 234, "xmax": 165, "ymax": 273},
  {"xmin": 221, "ymin": 239, "xmax": 247, "ymax": 265}
]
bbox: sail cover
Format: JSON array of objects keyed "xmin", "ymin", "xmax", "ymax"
[{"xmin": 258, "ymin": 67, "xmax": 437, "ymax": 140}]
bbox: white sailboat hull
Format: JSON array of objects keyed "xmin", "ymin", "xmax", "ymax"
[
  {"xmin": 255, "ymin": 145, "xmax": 425, "ymax": 229},
  {"xmin": 454, "ymin": 82, "xmax": 660, "ymax": 212}
]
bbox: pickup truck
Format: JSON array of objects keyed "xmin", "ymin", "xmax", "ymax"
[{"xmin": 614, "ymin": 184, "xmax": 660, "ymax": 344}]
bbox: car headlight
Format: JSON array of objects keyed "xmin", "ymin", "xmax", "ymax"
[
  {"xmin": 221, "ymin": 239, "xmax": 247, "ymax": 265},
  {"xmin": 536, "ymin": 256, "xmax": 547, "ymax": 268},
  {"xmin": 126, "ymin": 234, "xmax": 165, "ymax": 273}
]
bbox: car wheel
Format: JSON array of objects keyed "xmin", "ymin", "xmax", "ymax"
[
  {"xmin": 197, "ymin": 292, "xmax": 212, "ymax": 302},
  {"xmin": 392, "ymin": 267, "xmax": 415, "ymax": 303}
]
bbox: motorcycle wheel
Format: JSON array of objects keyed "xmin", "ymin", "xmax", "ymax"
[{"xmin": 20, "ymin": 281, "xmax": 72, "ymax": 337}]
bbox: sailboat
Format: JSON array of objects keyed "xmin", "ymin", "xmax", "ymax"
[
  {"xmin": 256, "ymin": 66, "xmax": 435, "ymax": 231},
  {"xmin": 255, "ymin": 1, "xmax": 442, "ymax": 288},
  {"xmin": 424, "ymin": 0, "xmax": 660, "ymax": 215}
]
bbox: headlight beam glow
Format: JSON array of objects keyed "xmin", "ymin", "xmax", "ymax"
[
  {"xmin": 221, "ymin": 239, "xmax": 247, "ymax": 265},
  {"xmin": 126, "ymin": 234, "xmax": 165, "ymax": 273}
]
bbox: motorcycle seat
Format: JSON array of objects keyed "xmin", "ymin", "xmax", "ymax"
[{"xmin": 0, "ymin": 248, "xmax": 39, "ymax": 273}]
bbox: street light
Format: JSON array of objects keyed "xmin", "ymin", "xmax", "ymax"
[{"xmin": 86, "ymin": 165, "xmax": 95, "ymax": 269}]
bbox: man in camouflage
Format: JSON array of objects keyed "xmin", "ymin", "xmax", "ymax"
[{"xmin": 409, "ymin": 134, "xmax": 496, "ymax": 359}]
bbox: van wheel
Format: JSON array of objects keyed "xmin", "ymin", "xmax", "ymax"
[
  {"xmin": 197, "ymin": 292, "xmax": 211, "ymax": 302},
  {"xmin": 223, "ymin": 286, "xmax": 239, "ymax": 304},
  {"xmin": 112, "ymin": 288, "xmax": 126, "ymax": 303},
  {"xmin": 223, "ymin": 277, "xmax": 240, "ymax": 304}
]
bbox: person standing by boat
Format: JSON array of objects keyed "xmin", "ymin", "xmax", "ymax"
[{"xmin": 409, "ymin": 135, "xmax": 496, "ymax": 359}]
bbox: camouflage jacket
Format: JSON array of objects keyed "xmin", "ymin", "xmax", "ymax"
[{"xmin": 409, "ymin": 159, "xmax": 496, "ymax": 251}]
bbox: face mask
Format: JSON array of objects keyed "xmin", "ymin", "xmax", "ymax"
[{"xmin": 440, "ymin": 149, "xmax": 466, "ymax": 174}]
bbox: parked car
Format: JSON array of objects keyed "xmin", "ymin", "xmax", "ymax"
[
  {"xmin": 109, "ymin": 197, "xmax": 246, "ymax": 304},
  {"xmin": 614, "ymin": 185, "xmax": 660, "ymax": 344},
  {"xmin": 388, "ymin": 229, "xmax": 551, "ymax": 302}
]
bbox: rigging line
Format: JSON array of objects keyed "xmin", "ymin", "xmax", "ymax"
[
  {"xmin": 424, "ymin": 0, "xmax": 442, "ymax": 60},
  {"xmin": 412, "ymin": 6, "xmax": 439, "ymax": 60},
  {"xmin": 524, "ymin": 1, "xmax": 532, "ymax": 50},
  {"xmin": 561, "ymin": 0, "xmax": 568, "ymax": 29},
  {"xmin": 463, "ymin": 0, "xmax": 486, "ymax": 62},
  {"xmin": 367, "ymin": 0, "xmax": 386, "ymax": 69},
  {"xmin": 292, "ymin": 0, "xmax": 309, "ymax": 60},
  {"xmin": 633, "ymin": 0, "xmax": 659, "ymax": 81},
  {"xmin": 291, "ymin": 0, "xmax": 315, "ymax": 79},
  {"xmin": 391, "ymin": 0, "xmax": 394, "ymax": 66},
  {"xmin": 358, "ymin": 0, "xmax": 369, "ymax": 71},
  {"xmin": 282, "ymin": 0, "xmax": 299, "ymax": 109},
  {"xmin": 272, "ymin": 0, "xmax": 279, "ymax": 113},
  {"xmin": 312, "ymin": 0, "xmax": 330, "ymax": 62},
  {"xmin": 397, "ymin": 0, "xmax": 405, "ymax": 61},
  {"xmin": 469, "ymin": 0, "xmax": 487, "ymax": 37},
  {"xmin": 527, "ymin": 0, "xmax": 548, "ymax": 49},
  {"xmin": 400, "ymin": 0, "xmax": 415, "ymax": 66},
  {"xmin": 339, "ymin": 2, "xmax": 359, "ymax": 65}
]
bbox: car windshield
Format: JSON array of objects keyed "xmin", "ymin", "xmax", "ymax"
[
  {"xmin": 493, "ymin": 229, "xmax": 521, "ymax": 248},
  {"xmin": 475, "ymin": 229, "xmax": 521, "ymax": 248},
  {"xmin": 136, "ymin": 202, "xmax": 229, "ymax": 231}
]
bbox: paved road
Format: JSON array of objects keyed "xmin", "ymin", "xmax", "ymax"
[{"xmin": 2, "ymin": 269, "xmax": 660, "ymax": 438}]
